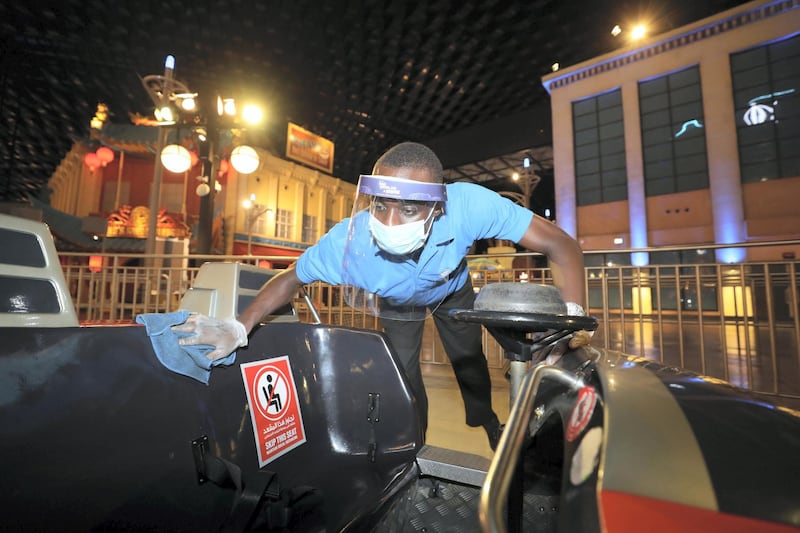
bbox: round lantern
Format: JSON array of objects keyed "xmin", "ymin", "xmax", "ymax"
[
  {"xmin": 96, "ymin": 146, "xmax": 115, "ymax": 166},
  {"xmin": 88, "ymin": 255, "xmax": 103, "ymax": 273},
  {"xmin": 230, "ymin": 145, "xmax": 260, "ymax": 174},
  {"xmin": 196, "ymin": 182, "xmax": 211, "ymax": 197},
  {"xmin": 160, "ymin": 144, "xmax": 192, "ymax": 173},
  {"xmin": 218, "ymin": 159, "xmax": 229, "ymax": 177},
  {"xmin": 84, "ymin": 152, "xmax": 100, "ymax": 170}
]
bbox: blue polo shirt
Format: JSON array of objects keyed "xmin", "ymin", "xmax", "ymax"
[{"xmin": 295, "ymin": 182, "xmax": 533, "ymax": 306}]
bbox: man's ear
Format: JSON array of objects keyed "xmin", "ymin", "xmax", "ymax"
[{"xmin": 433, "ymin": 202, "xmax": 445, "ymax": 217}]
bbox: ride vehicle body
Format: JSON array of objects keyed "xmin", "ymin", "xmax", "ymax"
[{"xmin": 0, "ymin": 213, "xmax": 798, "ymax": 532}]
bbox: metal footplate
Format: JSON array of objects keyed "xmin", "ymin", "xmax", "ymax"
[{"xmin": 416, "ymin": 444, "xmax": 491, "ymax": 487}]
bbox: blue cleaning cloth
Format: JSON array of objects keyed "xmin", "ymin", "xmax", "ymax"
[{"xmin": 135, "ymin": 310, "xmax": 236, "ymax": 384}]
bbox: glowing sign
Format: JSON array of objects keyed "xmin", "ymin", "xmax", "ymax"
[
  {"xmin": 674, "ymin": 119, "xmax": 704, "ymax": 138},
  {"xmin": 747, "ymin": 89, "xmax": 795, "ymax": 106},
  {"xmin": 286, "ymin": 122, "xmax": 334, "ymax": 174},
  {"xmin": 743, "ymin": 103, "xmax": 774, "ymax": 125},
  {"xmin": 743, "ymin": 88, "xmax": 795, "ymax": 126}
]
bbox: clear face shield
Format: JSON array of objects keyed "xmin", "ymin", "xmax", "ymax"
[{"xmin": 342, "ymin": 174, "xmax": 448, "ymax": 321}]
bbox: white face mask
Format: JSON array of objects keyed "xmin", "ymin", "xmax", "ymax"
[{"xmin": 369, "ymin": 212, "xmax": 433, "ymax": 256}]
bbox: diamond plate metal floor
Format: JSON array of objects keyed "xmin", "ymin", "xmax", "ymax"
[
  {"xmin": 404, "ymin": 476, "xmax": 558, "ymax": 533},
  {"xmin": 408, "ymin": 477, "xmax": 481, "ymax": 532}
]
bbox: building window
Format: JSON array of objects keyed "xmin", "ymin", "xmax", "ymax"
[
  {"xmin": 252, "ymin": 212, "xmax": 268, "ymax": 235},
  {"xmin": 639, "ymin": 66, "xmax": 709, "ymax": 196},
  {"xmin": 573, "ymin": 89, "xmax": 627, "ymax": 206},
  {"xmin": 275, "ymin": 209, "xmax": 293, "ymax": 240},
  {"xmin": 302, "ymin": 214, "xmax": 317, "ymax": 243},
  {"xmin": 731, "ymin": 33, "xmax": 800, "ymax": 183}
]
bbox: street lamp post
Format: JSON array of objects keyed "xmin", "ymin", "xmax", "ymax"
[
  {"xmin": 197, "ymin": 109, "xmax": 220, "ymax": 256},
  {"xmin": 144, "ymin": 56, "xmax": 175, "ymax": 258},
  {"xmin": 243, "ymin": 194, "xmax": 270, "ymax": 256},
  {"xmin": 140, "ymin": 55, "xmax": 262, "ymax": 256},
  {"xmin": 141, "ymin": 55, "xmax": 197, "ymax": 257},
  {"xmin": 504, "ymin": 169, "xmax": 540, "ymax": 209},
  {"xmin": 197, "ymin": 98, "xmax": 263, "ymax": 255}
]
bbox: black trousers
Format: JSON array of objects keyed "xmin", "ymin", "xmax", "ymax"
[{"xmin": 380, "ymin": 278, "xmax": 495, "ymax": 436}]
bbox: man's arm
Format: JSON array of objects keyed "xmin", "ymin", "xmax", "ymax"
[
  {"xmin": 174, "ymin": 264, "xmax": 306, "ymax": 360},
  {"xmin": 238, "ymin": 264, "xmax": 306, "ymax": 333},
  {"xmin": 516, "ymin": 214, "xmax": 586, "ymax": 307}
]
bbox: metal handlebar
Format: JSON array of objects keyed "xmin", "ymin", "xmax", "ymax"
[
  {"xmin": 300, "ymin": 287, "xmax": 322, "ymax": 324},
  {"xmin": 479, "ymin": 364, "xmax": 584, "ymax": 533}
]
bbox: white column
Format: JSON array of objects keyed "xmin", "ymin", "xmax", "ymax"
[
  {"xmin": 701, "ymin": 56, "xmax": 746, "ymax": 263},
  {"xmin": 621, "ymin": 81, "xmax": 649, "ymax": 266},
  {"xmin": 551, "ymin": 98, "xmax": 577, "ymax": 238}
]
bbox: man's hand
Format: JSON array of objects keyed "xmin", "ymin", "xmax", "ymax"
[
  {"xmin": 568, "ymin": 329, "xmax": 593, "ymax": 350},
  {"xmin": 565, "ymin": 301, "xmax": 594, "ymax": 349},
  {"xmin": 172, "ymin": 313, "xmax": 249, "ymax": 361},
  {"xmin": 542, "ymin": 302, "xmax": 594, "ymax": 364}
]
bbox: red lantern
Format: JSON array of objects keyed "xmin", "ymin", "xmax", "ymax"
[
  {"xmin": 89, "ymin": 255, "xmax": 103, "ymax": 273},
  {"xmin": 218, "ymin": 159, "xmax": 229, "ymax": 176},
  {"xmin": 96, "ymin": 146, "xmax": 115, "ymax": 166},
  {"xmin": 84, "ymin": 152, "xmax": 100, "ymax": 170},
  {"xmin": 190, "ymin": 150, "xmax": 199, "ymax": 168}
]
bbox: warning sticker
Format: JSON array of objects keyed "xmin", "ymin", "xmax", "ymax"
[
  {"xmin": 565, "ymin": 386, "xmax": 598, "ymax": 442},
  {"xmin": 241, "ymin": 356, "xmax": 307, "ymax": 466}
]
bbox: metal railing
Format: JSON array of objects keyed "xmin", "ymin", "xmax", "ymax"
[{"xmin": 59, "ymin": 246, "xmax": 800, "ymax": 405}]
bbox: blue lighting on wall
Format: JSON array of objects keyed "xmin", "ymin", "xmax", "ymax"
[
  {"xmin": 716, "ymin": 217, "xmax": 746, "ymax": 262},
  {"xmin": 631, "ymin": 252, "xmax": 649, "ymax": 266},
  {"xmin": 674, "ymin": 119, "xmax": 704, "ymax": 138},
  {"xmin": 713, "ymin": 197, "xmax": 746, "ymax": 263},
  {"xmin": 717, "ymin": 247, "xmax": 746, "ymax": 263}
]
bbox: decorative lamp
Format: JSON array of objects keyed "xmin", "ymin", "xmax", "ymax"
[
  {"xmin": 89, "ymin": 255, "xmax": 103, "ymax": 273},
  {"xmin": 218, "ymin": 159, "xmax": 229, "ymax": 177},
  {"xmin": 96, "ymin": 147, "xmax": 115, "ymax": 166},
  {"xmin": 84, "ymin": 152, "xmax": 100, "ymax": 170},
  {"xmin": 230, "ymin": 145, "xmax": 260, "ymax": 174},
  {"xmin": 160, "ymin": 144, "xmax": 192, "ymax": 173},
  {"xmin": 196, "ymin": 175, "xmax": 210, "ymax": 197},
  {"xmin": 242, "ymin": 104, "xmax": 263, "ymax": 125},
  {"xmin": 222, "ymin": 98, "xmax": 236, "ymax": 116},
  {"xmin": 154, "ymin": 105, "xmax": 175, "ymax": 124}
]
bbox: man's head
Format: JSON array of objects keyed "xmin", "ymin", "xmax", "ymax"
[
  {"xmin": 368, "ymin": 142, "xmax": 445, "ymax": 228},
  {"xmin": 340, "ymin": 143, "xmax": 450, "ymax": 317},
  {"xmin": 373, "ymin": 142, "xmax": 444, "ymax": 185},
  {"xmin": 354, "ymin": 142, "xmax": 445, "ymax": 255}
]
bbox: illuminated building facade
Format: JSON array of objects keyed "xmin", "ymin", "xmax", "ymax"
[
  {"xmin": 45, "ymin": 124, "xmax": 355, "ymax": 261},
  {"xmin": 542, "ymin": 0, "xmax": 799, "ymax": 265}
]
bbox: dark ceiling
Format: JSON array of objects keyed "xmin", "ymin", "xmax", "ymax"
[{"xmin": 0, "ymin": 0, "xmax": 751, "ymax": 209}]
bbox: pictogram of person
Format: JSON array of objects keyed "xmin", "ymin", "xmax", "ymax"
[{"xmin": 263, "ymin": 373, "xmax": 282, "ymax": 413}]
